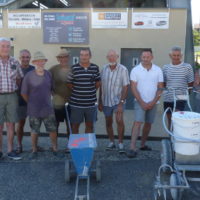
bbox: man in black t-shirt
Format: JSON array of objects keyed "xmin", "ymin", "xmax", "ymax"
[
  {"xmin": 16, "ymin": 49, "xmax": 34, "ymax": 153},
  {"xmin": 67, "ymin": 48, "xmax": 101, "ymax": 134}
]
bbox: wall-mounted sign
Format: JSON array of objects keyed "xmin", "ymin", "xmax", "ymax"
[
  {"xmin": 92, "ymin": 11, "xmax": 128, "ymax": 29},
  {"xmin": 8, "ymin": 12, "xmax": 41, "ymax": 28},
  {"xmin": 132, "ymin": 12, "xmax": 169, "ymax": 29},
  {"xmin": 43, "ymin": 12, "xmax": 89, "ymax": 44},
  {"xmin": 0, "ymin": 13, "xmax": 3, "ymax": 28}
]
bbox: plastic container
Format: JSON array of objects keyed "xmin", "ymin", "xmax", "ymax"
[
  {"xmin": 172, "ymin": 111, "xmax": 200, "ymax": 155},
  {"xmin": 68, "ymin": 133, "xmax": 97, "ymax": 176}
]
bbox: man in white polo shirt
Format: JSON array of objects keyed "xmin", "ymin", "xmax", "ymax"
[{"xmin": 127, "ymin": 49, "xmax": 164, "ymax": 158}]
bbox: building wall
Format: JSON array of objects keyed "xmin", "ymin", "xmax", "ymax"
[{"xmin": 0, "ymin": 8, "xmax": 187, "ymax": 69}]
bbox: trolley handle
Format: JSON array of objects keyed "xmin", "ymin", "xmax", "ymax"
[
  {"xmin": 162, "ymin": 107, "xmax": 200, "ymax": 143},
  {"xmin": 164, "ymin": 87, "xmax": 193, "ymax": 91},
  {"xmin": 65, "ymin": 102, "xmax": 73, "ymax": 135},
  {"xmin": 163, "ymin": 87, "xmax": 193, "ymax": 112}
]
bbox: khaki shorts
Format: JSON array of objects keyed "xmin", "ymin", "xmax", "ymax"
[
  {"xmin": 134, "ymin": 101, "xmax": 157, "ymax": 124},
  {"xmin": 0, "ymin": 92, "xmax": 19, "ymax": 125},
  {"xmin": 29, "ymin": 114, "xmax": 57, "ymax": 134}
]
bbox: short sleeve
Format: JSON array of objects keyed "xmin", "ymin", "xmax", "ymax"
[
  {"xmin": 46, "ymin": 70, "xmax": 53, "ymax": 91},
  {"xmin": 67, "ymin": 67, "xmax": 74, "ymax": 83},
  {"xmin": 158, "ymin": 68, "xmax": 164, "ymax": 82},
  {"xmin": 130, "ymin": 68, "xmax": 137, "ymax": 82},
  {"xmin": 122, "ymin": 68, "xmax": 130, "ymax": 86},
  {"xmin": 187, "ymin": 65, "xmax": 194, "ymax": 83},
  {"xmin": 16, "ymin": 61, "xmax": 24, "ymax": 79},
  {"xmin": 95, "ymin": 65, "xmax": 101, "ymax": 82}
]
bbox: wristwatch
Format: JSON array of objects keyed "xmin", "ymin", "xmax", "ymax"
[{"xmin": 120, "ymin": 100, "xmax": 125, "ymax": 104}]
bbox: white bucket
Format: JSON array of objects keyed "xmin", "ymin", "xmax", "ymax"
[{"xmin": 172, "ymin": 111, "xmax": 200, "ymax": 155}]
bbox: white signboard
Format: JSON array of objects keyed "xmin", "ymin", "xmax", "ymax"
[
  {"xmin": 0, "ymin": 13, "xmax": 3, "ymax": 28},
  {"xmin": 8, "ymin": 12, "xmax": 41, "ymax": 28},
  {"xmin": 92, "ymin": 11, "xmax": 128, "ymax": 29},
  {"xmin": 132, "ymin": 12, "xmax": 169, "ymax": 29}
]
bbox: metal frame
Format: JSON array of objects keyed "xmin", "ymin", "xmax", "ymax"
[
  {"xmin": 64, "ymin": 102, "xmax": 101, "ymax": 200},
  {"xmin": 74, "ymin": 175, "xmax": 90, "ymax": 200},
  {"xmin": 154, "ymin": 87, "xmax": 200, "ymax": 200}
]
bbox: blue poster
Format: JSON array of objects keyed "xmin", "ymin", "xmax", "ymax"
[{"xmin": 43, "ymin": 12, "xmax": 89, "ymax": 44}]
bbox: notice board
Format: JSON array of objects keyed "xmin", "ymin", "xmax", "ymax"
[{"xmin": 43, "ymin": 12, "xmax": 89, "ymax": 44}]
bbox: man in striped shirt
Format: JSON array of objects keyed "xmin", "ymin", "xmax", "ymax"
[
  {"xmin": 67, "ymin": 48, "xmax": 101, "ymax": 134},
  {"xmin": 163, "ymin": 46, "xmax": 194, "ymax": 128},
  {"xmin": 98, "ymin": 50, "xmax": 129, "ymax": 153}
]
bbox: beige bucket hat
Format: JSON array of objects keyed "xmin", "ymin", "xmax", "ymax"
[
  {"xmin": 56, "ymin": 49, "xmax": 70, "ymax": 57},
  {"xmin": 32, "ymin": 51, "xmax": 48, "ymax": 61}
]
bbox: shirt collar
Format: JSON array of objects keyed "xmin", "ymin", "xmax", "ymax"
[
  {"xmin": 170, "ymin": 62, "xmax": 184, "ymax": 67},
  {"xmin": 139, "ymin": 62, "xmax": 155, "ymax": 71},
  {"xmin": 106, "ymin": 63, "xmax": 119, "ymax": 71}
]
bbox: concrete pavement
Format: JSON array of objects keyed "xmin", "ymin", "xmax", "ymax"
[{"xmin": 0, "ymin": 137, "xmax": 200, "ymax": 200}]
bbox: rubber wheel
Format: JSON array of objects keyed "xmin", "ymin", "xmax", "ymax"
[
  {"xmin": 154, "ymin": 189, "xmax": 163, "ymax": 200},
  {"xmin": 96, "ymin": 160, "xmax": 101, "ymax": 182},
  {"xmin": 170, "ymin": 173, "xmax": 181, "ymax": 200},
  {"xmin": 161, "ymin": 139, "xmax": 173, "ymax": 173},
  {"xmin": 65, "ymin": 160, "xmax": 71, "ymax": 183}
]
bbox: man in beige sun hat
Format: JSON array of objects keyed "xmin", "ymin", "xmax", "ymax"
[
  {"xmin": 21, "ymin": 51, "xmax": 58, "ymax": 159},
  {"xmin": 49, "ymin": 49, "xmax": 72, "ymax": 140}
]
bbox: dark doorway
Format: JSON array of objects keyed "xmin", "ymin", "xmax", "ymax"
[{"xmin": 61, "ymin": 47, "xmax": 87, "ymax": 66}]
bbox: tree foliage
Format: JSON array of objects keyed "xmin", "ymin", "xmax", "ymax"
[{"xmin": 193, "ymin": 29, "xmax": 200, "ymax": 46}]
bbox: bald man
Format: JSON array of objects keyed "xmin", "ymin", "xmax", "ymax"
[{"xmin": 98, "ymin": 50, "xmax": 129, "ymax": 153}]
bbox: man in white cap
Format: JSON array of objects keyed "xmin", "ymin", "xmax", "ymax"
[
  {"xmin": 0, "ymin": 37, "xmax": 23, "ymax": 160},
  {"xmin": 21, "ymin": 51, "xmax": 58, "ymax": 159},
  {"xmin": 49, "ymin": 49, "xmax": 71, "ymax": 139}
]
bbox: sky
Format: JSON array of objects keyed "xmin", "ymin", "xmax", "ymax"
[{"xmin": 191, "ymin": 0, "xmax": 200, "ymax": 25}]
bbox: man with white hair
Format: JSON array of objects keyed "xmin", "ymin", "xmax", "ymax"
[
  {"xmin": 163, "ymin": 46, "xmax": 194, "ymax": 128},
  {"xmin": 0, "ymin": 37, "xmax": 23, "ymax": 160},
  {"xmin": 99, "ymin": 49, "xmax": 129, "ymax": 153}
]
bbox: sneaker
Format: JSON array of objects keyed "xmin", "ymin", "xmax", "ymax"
[
  {"xmin": 118, "ymin": 143, "xmax": 125, "ymax": 154},
  {"xmin": 0, "ymin": 152, "xmax": 3, "ymax": 159},
  {"xmin": 126, "ymin": 150, "xmax": 137, "ymax": 158},
  {"xmin": 29, "ymin": 152, "xmax": 38, "ymax": 160},
  {"xmin": 7, "ymin": 151, "xmax": 22, "ymax": 160},
  {"xmin": 106, "ymin": 142, "xmax": 116, "ymax": 151}
]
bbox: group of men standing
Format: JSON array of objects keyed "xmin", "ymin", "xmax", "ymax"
[{"xmin": 0, "ymin": 36, "xmax": 196, "ymax": 160}]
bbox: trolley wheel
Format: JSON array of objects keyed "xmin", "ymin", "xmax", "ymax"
[
  {"xmin": 96, "ymin": 160, "xmax": 101, "ymax": 182},
  {"xmin": 65, "ymin": 160, "xmax": 71, "ymax": 183},
  {"xmin": 170, "ymin": 173, "xmax": 181, "ymax": 200},
  {"xmin": 161, "ymin": 139, "xmax": 173, "ymax": 173},
  {"xmin": 154, "ymin": 189, "xmax": 163, "ymax": 200}
]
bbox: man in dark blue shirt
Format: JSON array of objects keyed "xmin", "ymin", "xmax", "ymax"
[{"xmin": 16, "ymin": 49, "xmax": 34, "ymax": 153}]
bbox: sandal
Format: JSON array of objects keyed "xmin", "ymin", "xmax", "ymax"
[{"xmin": 140, "ymin": 145, "xmax": 152, "ymax": 151}]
